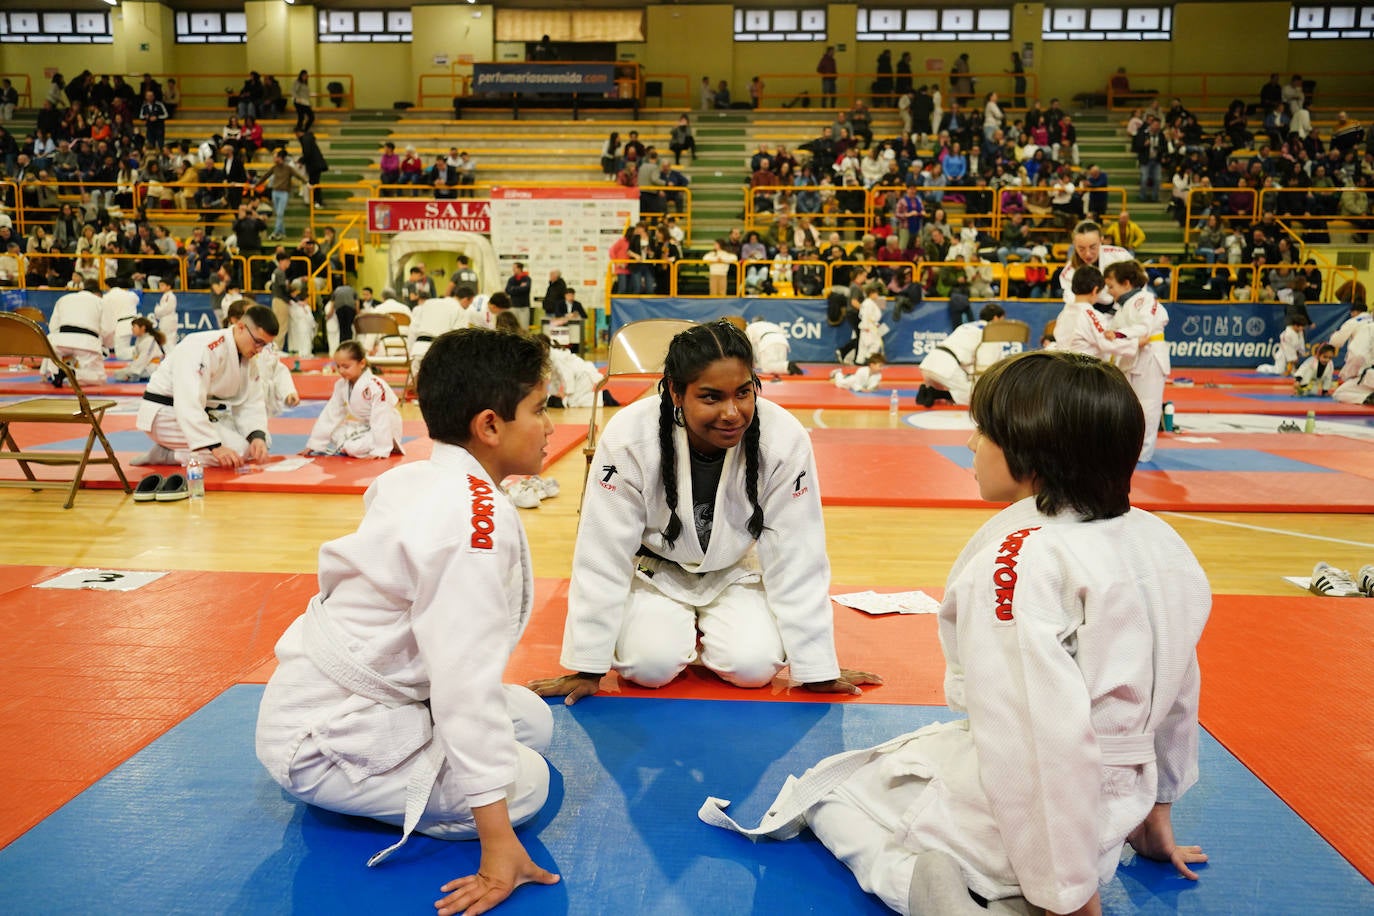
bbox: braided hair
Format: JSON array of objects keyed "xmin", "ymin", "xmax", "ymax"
[{"xmin": 657, "ymin": 320, "xmax": 765, "ymax": 546}]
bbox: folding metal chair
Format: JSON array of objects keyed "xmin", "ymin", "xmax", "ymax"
[
  {"xmin": 0, "ymin": 313, "xmax": 131, "ymax": 508},
  {"xmin": 353, "ymin": 312, "xmax": 415, "ymax": 401},
  {"xmin": 972, "ymin": 319, "xmax": 1032, "ymax": 379}
]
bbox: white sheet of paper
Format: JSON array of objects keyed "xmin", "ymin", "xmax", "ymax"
[
  {"xmin": 1283, "ymin": 576, "xmax": 1311, "ymax": 590},
  {"xmin": 263, "ymin": 457, "xmax": 313, "ymax": 473},
  {"xmin": 35, "ymin": 568, "xmax": 170, "ymax": 592},
  {"xmin": 1173, "ymin": 436, "xmax": 1221, "ymax": 443},
  {"xmin": 832, "ymin": 589, "xmax": 942, "ymax": 615}
]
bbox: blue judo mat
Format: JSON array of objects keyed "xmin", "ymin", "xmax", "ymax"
[
  {"xmin": 1, "ymin": 686, "xmax": 1369, "ymax": 915},
  {"xmin": 933, "ymin": 445, "xmax": 1338, "ymax": 474}
]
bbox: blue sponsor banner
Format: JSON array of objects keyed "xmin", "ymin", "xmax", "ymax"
[
  {"xmin": 4, "ymin": 291, "xmax": 221, "ymax": 341},
  {"xmin": 471, "ymin": 63, "xmax": 617, "ymax": 96},
  {"xmin": 610, "ymin": 298, "xmax": 1352, "ymax": 368}
]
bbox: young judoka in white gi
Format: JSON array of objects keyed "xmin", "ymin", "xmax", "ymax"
[
  {"xmin": 1051, "ymin": 266, "xmax": 1139, "ymax": 365},
  {"xmin": 701, "ymin": 351, "xmax": 1211, "ymax": 916},
  {"xmin": 287, "ymin": 279, "xmax": 317, "ymax": 359},
  {"xmin": 101, "ymin": 278, "xmax": 141, "ymax": 360},
  {"xmin": 1331, "ymin": 302, "xmax": 1372, "ymax": 383},
  {"xmin": 40, "ymin": 278, "xmax": 107, "ymax": 387},
  {"xmin": 746, "ymin": 317, "xmax": 800, "ymax": 377},
  {"xmin": 831, "ymin": 353, "xmax": 886, "ymax": 392},
  {"xmin": 530, "ymin": 320, "xmax": 881, "ymax": 704},
  {"xmin": 132, "ymin": 304, "xmax": 278, "ymax": 469},
  {"xmin": 1103, "ymin": 260, "xmax": 1171, "ymax": 461},
  {"xmin": 1294, "ymin": 343, "xmax": 1338, "ymax": 396},
  {"xmin": 915, "ymin": 303, "xmax": 1008, "ymax": 407},
  {"xmin": 256, "ymin": 329, "xmax": 560, "ymax": 916},
  {"xmin": 1057, "ymin": 220, "xmax": 1132, "ymax": 309},
  {"xmin": 153, "ymin": 276, "xmax": 179, "ymax": 355},
  {"xmin": 408, "ymin": 284, "xmax": 475, "ymax": 377},
  {"xmin": 111, "ymin": 317, "xmax": 165, "ymax": 382},
  {"xmin": 303, "ymin": 340, "xmax": 404, "ymax": 458},
  {"xmin": 857, "ymin": 281, "xmax": 890, "ymax": 363},
  {"xmin": 1256, "ymin": 314, "xmax": 1307, "ymax": 376}
]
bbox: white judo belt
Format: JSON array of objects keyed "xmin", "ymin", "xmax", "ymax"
[{"xmin": 301, "ymin": 598, "xmax": 442, "ymax": 868}]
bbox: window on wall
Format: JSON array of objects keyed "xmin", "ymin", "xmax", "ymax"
[
  {"xmin": 734, "ymin": 8, "xmax": 827, "ymax": 41},
  {"xmin": 1289, "ymin": 4, "xmax": 1374, "ymax": 37},
  {"xmin": 857, "ymin": 8, "xmax": 1011, "ymax": 40},
  {"xmin": 318, "ymin": 10, "xmax": 413, "ymax": 43},
  {"xmin": 0, "ymin": 10, "xmax": 113, "ymax": 43},
  {"xmin": 174, "ymin": 11, "xmax": 248, "ymax": 44},
  {"xmin": 1041, "ymin": 7, "xmax": 1173, "ymax": 40}
]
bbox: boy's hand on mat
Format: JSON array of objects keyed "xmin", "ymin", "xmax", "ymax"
[
  {"xmin": 211, "ymin": 445, "xmax": 243, "ymax": 468},
  {"xmin": 528, "ymin": 672, "xmax": 603, "ymax": 705},
  {"xmin": 248, "ymin": 439, "xmax": 269, "ymax": 463},
  {"xmin": 434, "ymin": 843, "xmax": 559, "ymax": 916},
  {"xmin": 1126, "ymin": 802, "xmax": 1207, "ymax": 880},
  {"xmin": 803, "ymin": 668, "xmax": 884, "ymax": 695}
]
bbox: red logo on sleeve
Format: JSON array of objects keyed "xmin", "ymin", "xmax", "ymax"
[
  {"xmin": 993, "ymin": 527, "xmax": 1040, "ymax": 622},
  {"xmin": 468, "ymin": 475, "xmax": 495, "ymax": 550}
]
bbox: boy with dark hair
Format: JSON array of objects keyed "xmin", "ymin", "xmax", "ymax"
[
  {"xmin": 257, "ymin": 328, "xmax": 559, "ymax": 916},
  {"xmin": 703, "ymin": 350, "xmax": 1211, "ymax": 916}
]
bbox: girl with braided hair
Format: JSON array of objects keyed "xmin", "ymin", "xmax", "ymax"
[{"xmin": 531, "ymin": 320, "xmax": 880, "ymax": 704}]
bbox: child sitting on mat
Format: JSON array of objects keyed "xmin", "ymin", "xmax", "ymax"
[
  {"xmin": 1294, "ymin": 343, "xmax": 1338, "ymax": 397},
  {"xmin": 1256, "ymin": 313, "xmax": 1307, "ymax": 376},
  {"xmin": 302, "ymin": 340, "xmax": 404, "ymax": 458},
  {"xmin": 831, "ymin": 352, "xmax": 886, "ymax": 392},
  {"xmin": 111, "ymin": 317, "xmax": 165, "ymax": 382},
  {"xmin": 701, "ymin": 350, "xmax": 1211, "ymax": 916},
  {"xmin": 256, "ymin": 328, "xmax": 560, "ymax": 916}
]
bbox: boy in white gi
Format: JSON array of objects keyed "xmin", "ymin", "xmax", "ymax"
[
  {"xmin": 915, "ymin": 303, "xmax": 1007, "ymax": 407},
  {"xmin": 286, "ymin": 279, "xmax": 317, "ymax": 359},
  {"xmin": 701, "ymin": 351, "xmax": 1211, "ymax": 916},
  {"xmin": 153, "ymin": 276, "xmax": 179, "ymax": 354},
  {"xmin": 1331, "ymin": 302, "xmax": 1372, "ymax": 384},
  {"xmin": 1051, "ymin": 266, "xmax": 1139, "ymax": 365},
  {"xmin": 408, "ymin": 284, "xmax": 474, "ymax": 376},
  {"xmin": 1104, "ymin": 260, "xmax": 1171, "ymax": 461},
  {"xmin": 101, "ymin": 278, "xmax": 141, "ymax": 360},
  {"xmin": 256, "ymin": 328, "xmax": 559, "ymax": 916},
  {"xmin": 1256, "ymin": 314, "xmax": 1307, "ymax": 376},
  {"xmin": 132, "ymin": 304, "xmax": 279, "ymax": 469},
  {"xmin": 857, "ymin": 281, "xmax": 890, "ymax": 363},
  {"xmin": 541, "ymin": 335, "xmax": 612, "ymax": 409},
  {"xmin": 531, "ymin": 320, "xmax": 880, "ymax": 703},
  {"xmin": 745, "ymin": 317, "xmax": 795, "ymax": 377},
  {"xmin": 304, "ymin": 340, "xmax": 404, "ymax": 458},
  {"xmin": 831, "ymin": 353, "xmax": 886, "ymax": 392},
  {"xmin": 40, "ymin": 278, "xmax": 107, "ymax": 387}
]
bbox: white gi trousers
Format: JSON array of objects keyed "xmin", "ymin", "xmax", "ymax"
[
  {"xmin": 919, "ymin": 349, "xmax": 972, "ymax": 405},
  {"xmin": 289, "ymin": 306, "xmax": 316, "ymax": 358},
  {"xmin": 142, "ymin": 403, "xmax": 255, "ymax": 465},
  {"xmin": 41, "ymin": 346, "xmax": 106, "ymax": 386},
  {"xmin": 755, "ymin": 340, "xmax": 790, "ymax": 375},
  {"xmin": 284, "ymin": 684, "xmax": 552, "ymax": 840},
  {"xmin": 1128, "ymin": 360, "xmax": 1167, "ymax": 461},
  {"xmin": 614, "ymin": 576, "xmax": 786, "ymax": 689},
  {"xmin": 319, "ymin": 420, "xmax": 384, "ymax": 458},
  {"xmin": 1333, "ymin": 368, "xmax": 1374, "ymax": 404}
]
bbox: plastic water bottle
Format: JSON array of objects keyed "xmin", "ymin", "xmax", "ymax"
[
  {"xmin": 889, "ymin": 390, "xmax": 900, "ymax": 417},
  {"xmin": 1304, "ymin": 410, "xmax": 1316, "ymax": 434},
  {"xmin": 1162, "ymin": 401, "xmax": 1175, "ymax": 432},
  {"xmin": 186, "ymin": 455, "xmax": 205, "ymax": 499}
]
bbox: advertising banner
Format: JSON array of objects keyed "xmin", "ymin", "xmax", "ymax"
[
  {"xmin": 8, "ymin": 291, "xmax": 220, "ymax": 339},
  {"xmin": 471, "ymin": 63, "xmax": 616, "ymax": 95},
  {"xmin": 491, "ymin": 186, "xmax": 637, "ymax": 301},
  {"xmin": 367, "ymin": 200, "xmax": 491, "ymax": 233}
]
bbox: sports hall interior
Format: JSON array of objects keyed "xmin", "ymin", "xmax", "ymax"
[{"xmin": 1, "ymin": 1, "xmax": 1372, "ymax": 913}]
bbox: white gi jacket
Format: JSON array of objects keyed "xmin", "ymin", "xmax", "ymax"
[
  {"xmin": 1332, "ymin": 312, "xmax": 1372, "ymax": 380},
  {"xmin": 115, "ymin": 333, "xmax": 164, "ymax": 380},
  {"xmin": 100, "ymin": 287, "xmax": 140, "ymax": 355},
  {"xmin": 919, "ymin": 320, "xmax": 985, "ymax": 382},
  {"xmin": 747, "ymin": 320, "xmax": 791, "ymax": 374},
  {"xmin": 47, "ymin": 289, "xmax": 105, "ymax": 353},
  {"xmin": 256, "ymin": 444, "xmax": 533, "ymax": 815},
  {"xmin": 1052, "ymin": 302, "xmax": 1138, "ymax": 363},
  {"xmin": 136, "ymin": 328, "xmax": 268, "ymax": 452},
  {"xmin": 547, "ymin": 347, "xmax": 602, "ymax": 408},
  {"xmin": 1294, "ymin": 356, "xmax": 1336, "ymax": 394},
  {"xmin": 564, "ymin": 396, "xmax": 840, "ymax": 684},
  {"xmin": 1057, "ymin": 244, "xmax": 1131, "ymax": 307},
  {"xmin": 154, "ymin": 290, "xmax": 179, "ymax": 347},
  {"xmin": 305, "ymin": 367, "xmax": 404, "ymax": 458},
  {"xmin": 406, "ymin": 297, "xmax": 469, "ymax": 347},
  {"xmin": 1110, "ymin": 287, "xmax": 1170, "ymax": 377}
]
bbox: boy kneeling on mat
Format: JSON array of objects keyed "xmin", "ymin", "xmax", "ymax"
[
  {"xmin": 702, "ymin": 351, "xmax": 1211, "ymax": 916},
  {"xmin": 256, "ymin": 328, "xmax": 559, "ymax": 916}
]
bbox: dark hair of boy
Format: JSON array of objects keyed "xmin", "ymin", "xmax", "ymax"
[
  {"xmin": 493, "ymin": 311, "xmax": 522, "ymax": 334},
  {"xmin": 970, "ymin": 350, "xmax": 1143, "ymax": 521},
  {"xmin": 245, "ymin": 303, "xmax": 280, "ymax": 336},
  {"xmin": 487, "ymin": 291, "xmax": 512, "ymax": 310},
  {"xmin": 222, "ymin": 299, "xmax": 247, "ymax": 327},
  {"xmin": 1315, "ymin": 343, "xmax": 1337, "ymax": 358},
  {"xmin": 454, "ymin": 285, "xmax": 475, "ymax": 300},
  {"xmin": 1071, "ymin": 264, "xmax": 1104, "ymax": 295},
  {"xmin": 657, "ymin": 320, "xmax": 764, "ymax": 545},
  {"xmin": 978, "ymin": 303, "xmax": 1005, "ymax": 322},
  {"xmin": 417, "ymin": 328, "xmax": 548, "ymax": 446},
  {"xmin": 1103, "ymin": 259, "xmax": 1148, "ymax": 289}
]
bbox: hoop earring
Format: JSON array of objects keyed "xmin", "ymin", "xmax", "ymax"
[{"xmin": 673, "ymin": 406, "xmax": 685, "ymax": 427}]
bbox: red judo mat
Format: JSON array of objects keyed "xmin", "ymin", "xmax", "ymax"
[
  {"xmin": 0, "ymin": 566, "xmax": 320, "ymax": 848},
  {"xmin": 1198, "ymin": 593, "xmax": 1374, "ymax": 881},
  {"xmin": 6, "ymin": 418, "xmax": 588, "ymax": 496},
  {"xmin": 810, "ymin": 427, "xmax": 1374, "ymax": 513}
]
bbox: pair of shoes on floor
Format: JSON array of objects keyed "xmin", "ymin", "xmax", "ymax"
[
  {"xmin": 132, "ymin": 473, "xmax": 190, "ymax": 502},
  {"xmin": 1277, "ymin": 420, "xmax": 1303, "ymax": 433},
  {"xmin": 504, "ymin": 475, "xmax": 560, "ymax": 509},
  {"xmin": 1309, "ymin": 561, "xmax": 1374, "ymax": 597}
]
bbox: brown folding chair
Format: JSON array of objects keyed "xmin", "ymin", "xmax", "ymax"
[
  {"xmin": 579, "ymin": 318, "xmax": 696, "ymax": 513},
  {"xmin": 971, "ymin": 319, "xmax": 1032, "ymax": 379},
  {"xmin": 11, "ymin": 307, "xmax": 48, "ymax": 368},
  {"xmin": 0, "ymin": 313, "xmax": 131, "ymax": 508},
  {"xmin": 353, "ymin": 312, "xmax": 415, "ymax": 401}
]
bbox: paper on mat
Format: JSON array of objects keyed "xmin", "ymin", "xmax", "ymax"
[
  {"xmin": 263, "ymin": 457, "xmax": 313, "ymax": 473},
  {"xmin": 36, "ymin": 568, "xmax": 170, "ymax": 592},
  {"xmin": 1283, "ymin": 576, "xmax": 1311, "ymax": 590},
  {"xmin": 1173, "ymin": 436, "xmax": 1221, "ymax": 443},
  {"xmin": 833, "ymin": 589, "xmax": 941, "ymax": 615}
]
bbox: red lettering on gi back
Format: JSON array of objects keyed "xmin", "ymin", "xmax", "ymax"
[
  {"xmin": 468, "ymin": 475, "xmax": 495, "ymax": 549},
  {"xmin": 993, "ymin": 527, "xmax": 1040, "ymax": 621}
]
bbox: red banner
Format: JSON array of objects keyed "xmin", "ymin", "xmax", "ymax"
[{"xmin": 367, "ymin": 199, "xmax": 491, "ymax": 233}]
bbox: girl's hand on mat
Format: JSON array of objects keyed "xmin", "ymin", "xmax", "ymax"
[
  {"xmin": 1126, "ymin": 802, "xmax": 1207, "ymax": 880},
  {"xmin": 434, "ymin": 844, "xmax": 559, "ymax": 916},
  {"xmin": 528, "ymin": 672, "xmax": 603, "ymax": 706},
  {"xmin": 803, "ymin": 668, "xmax": 884, "ymax": 695}
]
